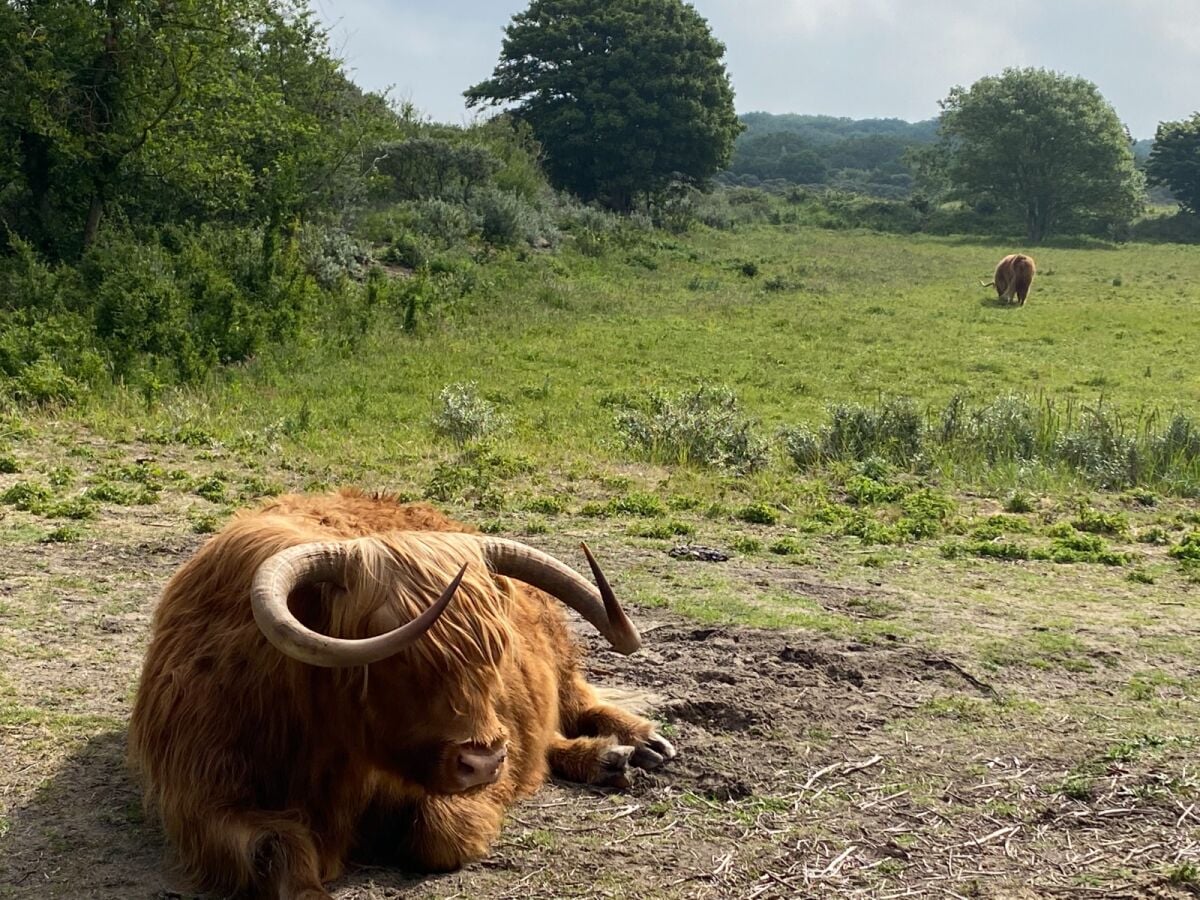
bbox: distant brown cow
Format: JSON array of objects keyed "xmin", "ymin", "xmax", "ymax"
[
  {"xmin": 128, "ymin": 490, "xmax": 674, "ymax": 899},
  {"xmin": 982, "ymin": 253, "xmax": 1036, "ymax": 305}
]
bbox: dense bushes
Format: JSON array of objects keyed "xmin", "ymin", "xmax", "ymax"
[
  {"xmin": 0, "ymin": 111, "xmax": 580, "ymax": 400},
  {"xmin": 0, "ymin": 225, "xmax": 325, "ymax": 389}
]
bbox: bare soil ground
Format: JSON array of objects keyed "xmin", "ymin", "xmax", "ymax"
[{"xmin": 1, "ymin": 427, "xmax": 1198, "ymax": 899}]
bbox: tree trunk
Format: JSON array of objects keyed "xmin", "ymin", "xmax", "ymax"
[
  {"xmin": 82, "ymin": 192, "xmax": 105, "ymax": 251},
  {"xmin": 79, "ymin": 1, "xmax": 122, "ymax": 253},
  {"xmin": 1025, "ymin": 199, "xmax": 1048, "ymax": 244},
  {"xmin": 16, "ymin": 130, "xmax": 57, "ymax": 252}
]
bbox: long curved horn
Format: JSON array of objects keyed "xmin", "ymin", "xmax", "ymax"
[
  {"xmin": 478, "ymin": 537, "xmax": 641, "ymax": 654},
  {"xmin": 251, "ymin": 541, "xmax": 465, "ymax": 668}
]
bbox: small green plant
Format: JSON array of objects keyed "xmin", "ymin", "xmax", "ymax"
[
  {"xmin": 591, "ymin": 492, "xmax": 667, "ymax": 518},
  {"xmin": 43, "ymin": 496, "xmax": 98, "ymax": 520},
  {"xmin": 425, "ymin": 456, "xmax": 506, "ymax": 510},
  {"xmin": 86, "ymin": 480, "xmax": 158, "ymax": 505},
  {"xmin": 522, "ymin": 495, "xmax": 568, "ymax": 515},
  {"xmin": 897, "ymin": 488, "xmax": 956, "ymax": 538},
  {"xmin": 941, "ymin": 540, "xmax": 1031, "ymax": 561},
  {"xmin": 1056, "ymin": 775, "xmax": 1094, "ymax": 801},
  {"xmin": 192, "ymin": 475, "xmax": 228, "ymax": 504},
  {"xmin": 1136, "ymin": 526, "xmax": 1171, "ymax": 545},
  {"xmin": 768, "ymin": 537, "xmax": 804, "ymax": 556},
  {"xmin": 1126, "ymin": 569, "xmax": 1155, "ymax": 584},
  {"xmin": 47, "ymin": 465, "xmax": 76, "ymax": 488},
  {"xmin": 522, "ymin": 517, "xmax": 550, "ymax": 535},
  {"xmin": 0, "ymin": 454, "xmax": 19, "ymax": 474},
  {"xmin": 240, "ymin": 476, "xmax": 284, "ymax": 500},
  {"xmin": 857, "ymin": 456, "xmax": 892, "ymax": 481},
  {"xmin": 1, "ymin": 481, "xmax": 53, "ymax": 511},
  {"xmin": 971, "ymin": 515, "xmax": 1036, "ymax": 540},
  {"xmin": 42, "ymin": 524, "xmax": 83, "ymax": 543},
  {"xmin": 841, "ymin": 510, "xmax": 901, "ymax": 545},
  {"xmin": 189, "ymin": 509, "xmax": 225, "ymax": 534},
  {"xmin": 1071, "ymin": 506, "xmax": 1128, "ymax": 536},
  {"xmin": 844, "ymin": 475, "xmax": 907, "ymax": 505},
  {"xmin": 1169, "ymin": 531, "xmax": 1200, "ymax": 562},
  {"xmin": 730, "ymin": 535, "xmax": 762, "ymax": 553},
  {"xmin": 432, "ymin": 382, "xmax": 505, "ymax": 446},
  {"xmin": 1044, "ymin": 532, "xmax": 1130, "ymax": 566},
  {"xmin": 609, "ymin": 496, "xmax": 667, "ymax": 518},
  {"xmin": 628, "ymin": 520, "xmax": 695, "ymax": 539},
  {"xmin": 1166, "ymin": 862, "xmax": 1200, "ymax": 891},
  {"xmin": 144, "ymin": 423, "xmax": 215, "ymax": 447},
  {"xmin": 736, "ymin": 502, "xmax": 778, "ymax": 525},
  {"xmin": 1003, "ymin": 490, "xmax": 1035, "ymax": 513}
]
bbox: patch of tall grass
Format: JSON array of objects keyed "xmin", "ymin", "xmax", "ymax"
[{"xmin": 782, "ymin": 394, "xmax": 1200, "ymax": 496}]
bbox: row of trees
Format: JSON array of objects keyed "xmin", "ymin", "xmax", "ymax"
[
  {"xmin": 466, "ymin": 3, "xmax": 1200, "ymax": 242},
  {"xmin": 7, "ymin": 0, "xmax": 1195, "ymax": 262},
  {"xmin": 725, "ymin": 115, "xmax": 938, "ymax": 197}
]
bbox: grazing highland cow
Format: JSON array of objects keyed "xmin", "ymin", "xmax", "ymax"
[
  {"xmin": 982, "ymin": 253, "xmax": 1037, "ymax": 305},
  {"xmin": 128, "ymin": 490, "xmax": 674, "ymax": 899}
]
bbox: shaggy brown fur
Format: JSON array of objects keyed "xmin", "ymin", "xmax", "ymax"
[
  {"xmin": 128, "ymin": 490, "xmax": 672, "ymax": 899},
  {"xmin": 984, "ymin": 253, "xmax": 1037, "ymax": 305}
]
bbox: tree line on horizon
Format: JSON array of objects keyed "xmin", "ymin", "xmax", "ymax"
[
  {"xmin": 463, "ymin": 2, "xmax": 1197, "ymax": 244},
  {"xmin": 723, "ymin": 113, "xmax": 1161, "ymax": 204}
]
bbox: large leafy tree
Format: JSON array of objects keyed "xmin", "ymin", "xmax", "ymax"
[
  {"xmin": 0, "ymin": 0, "xmax": 393, "ymax": 258},
  {"xmin": 1146, "ymin": 113, "xmax": 1200, "ymax": 214},
  {"xmin": 931, "ymin": 68, "xmax": 1143, "ymax": 242},
  {"xmin": 465, "ymin": 0, "xmax": 742, "ymax": 211}
]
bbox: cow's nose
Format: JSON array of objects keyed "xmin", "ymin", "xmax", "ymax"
[{"xmin": 454, "ymin": 743, "xmax": 508, "ymax": 790}]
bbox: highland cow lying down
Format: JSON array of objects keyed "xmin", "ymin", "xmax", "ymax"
[{"xmin": 128, "ymin": 491, "xmax": 675, "ymax": 899}]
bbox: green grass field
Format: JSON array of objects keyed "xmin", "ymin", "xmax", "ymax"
[
  {"xmin": 3, "ymin": 226, "xmax": 1199, "ymax": 898},
  {"xmin": 78, "ymin": 227, "xmax": 1200, "ymax": 474}
]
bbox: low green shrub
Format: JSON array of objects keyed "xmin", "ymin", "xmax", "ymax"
[
  {"xmin": 432, "ymin": 382, "xmax": 505, "ymax": 446},
  {"xmin": 614, "ymin": 385, "xmax": 768, "ymax": 473}
]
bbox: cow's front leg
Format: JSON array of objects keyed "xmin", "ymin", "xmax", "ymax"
[
  {"xmin": 402, "ymin": 793, "xmax": 506, "ymax": 872},
  {"xmin": 548, "ymin": 733, "xmax": 639, "ymax": 788},
  {"xmin": 573, "ymin": 702, "xmax": 677, "ymax": 772}
]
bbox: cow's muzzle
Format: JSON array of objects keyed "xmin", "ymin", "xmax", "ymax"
[{"xmin": 453, "ymin": 741, "xmax": 508, "ymax": 791}]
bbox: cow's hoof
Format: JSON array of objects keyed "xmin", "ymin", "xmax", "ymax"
[
  {"xmin": 631, "ymin": 731, "xmax": 676, "ymax": 770},
  {"xmin": 595, "ymin": 744, "xmax": 636, "ymax": 788}
]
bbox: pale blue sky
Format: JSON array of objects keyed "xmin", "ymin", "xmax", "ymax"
[{"xmin": 311, "ymin": 0, "xmax": 1200, "ymax": 138}]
